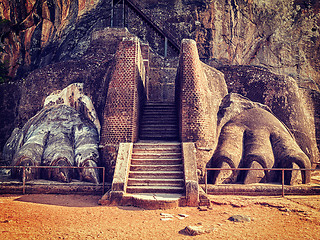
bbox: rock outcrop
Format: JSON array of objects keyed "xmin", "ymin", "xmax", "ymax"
[
  {"xmin": 1, "ymin": 0, "xmax": 319, "ymax": 87},
  {"xmin": 0, "ymin": 0, "xmax": 319, "ymax": 184}
]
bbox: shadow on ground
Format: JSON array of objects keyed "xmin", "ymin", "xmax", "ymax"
[{"xmin": 13, "ymin": 194, "xmax": 102, "ymax": 207}]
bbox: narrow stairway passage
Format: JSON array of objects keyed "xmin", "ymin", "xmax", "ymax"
[{"xmin": 139, "ymin": 102, "xmax": 179, "ymax": 141}]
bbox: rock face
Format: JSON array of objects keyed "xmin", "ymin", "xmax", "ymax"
[
  {"xmin": 0, "ymin": 0, "xmax": 107, "ymax": 79},
  {"xmin": 0, "ymin": 0, "xmax": 319, "ymax": 184},
  {"xmin": 1, "ymin": 0, "xmax": 319, "ymax": 86},
  {"xmin": 1, "ymin": 0, "xmax": 319, "ymax": 151}
]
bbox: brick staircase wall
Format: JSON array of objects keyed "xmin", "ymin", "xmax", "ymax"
[
  {"xmin": 99, "ymin": 32, "xmax": 149, "ymax": 180},
  {"xmin": 175, "ymin": 39, "xmax": 228, "ymax": 177}
]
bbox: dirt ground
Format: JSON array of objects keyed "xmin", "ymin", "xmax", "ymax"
[{"xmin": 0, "ymin": 194, "xmax": 320, "ymax": 240}]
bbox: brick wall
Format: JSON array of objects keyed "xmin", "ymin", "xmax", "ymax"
[
  {"xmin": 176, "ymin": 39, "xmax": 227, "ymax": 178},
  {"xmin": 100, "ymin": 35, "xmax": 147, "ymax": 180}
]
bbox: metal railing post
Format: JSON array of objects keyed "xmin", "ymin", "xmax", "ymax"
[
  {"xmin": 205, "ymin": 169, "xmax": 207, "ymax": 194},
  {"xmin": 204, "ymin": 167, "xmax": 317, "ymax": 197},
  {"xmin": 282, "ymin": 169, "xmax": 285, "ymax": 197},
  {"xmin": 164, "ymin": 37, "xmax": 168, "ymax": 57},
  {"xmin": 111, "ymin": 0, "xmax": 114, "ymax": 27},
  {"xmin": 22, "ymin": 167, "xmax": 26, "ymax": 194},
  {"xmin": 102, "ymin": 167, "xmax": 105, "ymax": 195},
  {"xmin": 0, "ymin": 166, "xmax": 105, "ymax": 195},
  {"xmin": 122, "ymin": 0, "xmax": 125, "ymax": 27}
]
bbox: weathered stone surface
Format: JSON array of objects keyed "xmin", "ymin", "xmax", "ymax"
[
  {"xmin": 177, "ymin": 39, "xmax": 228, "ymax": 179},
  {"xmin": 176, "ymin": 39, "xmax": 314, "ymax": 185},
  {"xmin": 4, "ymin": 84, "xmax": 101, "ymax": 184},
  {"xmin": 0, "ymin": 0, "xmax": 319, "ymax": 191},
  {"xmin": 0, "ymin": 83, "xmax": 21, "ymax": 165},
  {"xmin": 210, "ymin": 93, "xmax": 311, "ymax": 184},
  {"xmin": 0, "ymin": 28, "xmax": 130, "ymax": 160},
  {"xmin": 228, "ymin": 215, "xmax": 251, "ymax": 222},
  {"xmin": 0, "ymin": 0, "xmax": 103, "ymax": 79},
  {"xmin": 217, "ymin": 65, "xmax": 319, "ymax": 166},
  {"xmin": 44, "ymin": 82, "xmax": 101, "ymax": 134},
  {"xmin": 2, "ymin": 0, "xmax": 319, "ymax": 88},
  {"xmin": 182, "ymin": 142, "xmax": 199, "ymax": 206},
  {"xmin": 111, "ymin": 143, "xmax": 133, "ymax": 192},
  {"xmin": 182, "ymin": 225, "xmax": 214, "ymax": 236}
]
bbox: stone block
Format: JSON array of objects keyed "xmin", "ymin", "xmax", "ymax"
[{"xmin": 111, "ymin": 143, "xmax": 133, "ymax": 192}]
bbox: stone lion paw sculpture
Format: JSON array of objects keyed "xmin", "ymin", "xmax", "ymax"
[
  {"xmin": 3, "ymin": 83, "xmax": 101, "ymax": 184},
  {"xmin": 210, "ymin": 93, "xmax": 311, "ymax": 185}
]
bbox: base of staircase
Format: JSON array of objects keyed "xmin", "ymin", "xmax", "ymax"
[{"xmin": 99, "ymin": 191, "xmax": 187, "ymax": 209}]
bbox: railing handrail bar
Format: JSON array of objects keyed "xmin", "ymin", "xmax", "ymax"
[
  {"xmin": 206, "ymin": 167, "xmax": 315, "ymax": 171},
  {"xmin": 124, "ymin": 0, "xmax": 180, "ymax": 51},
  {"xmin": 204, "ymin": 167, "xmax": 318, "ymax": 197},
  {"xmin": 0, "ymin": 166, "xmax": 106, "ymax": 195},
  {"xmin": 0, "ymin": 166, "xmax": 104, "ymax": 169}
]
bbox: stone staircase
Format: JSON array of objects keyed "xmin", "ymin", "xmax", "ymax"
[
  {"xmin": 139, "ymin": 102, "xmax": 179, "ymax": 141},
  {"xmin": 99, "ymin": 100, "xmax": 199, "ymax": 209},
  {"xmin": 126, "ymin": 142, "xmax": 185, "ymax": 194}
]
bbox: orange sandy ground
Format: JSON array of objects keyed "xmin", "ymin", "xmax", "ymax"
[{"xmin": 0, "ymin": 194, "xmax": 320, "ymax": 239}]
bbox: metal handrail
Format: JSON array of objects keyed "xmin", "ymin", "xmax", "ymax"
[
  {"xmin": 205, "ymin": 167, "xmax": 317, "ymax": 197},
  {"xmin": 112, "ymin": 0, "xmax": 180, "ymax": 56},
  {"xmin": 0, "ymin": 166, "xmax": 105, "ymax": 195},
  {"xmin": 125, "ymin": 0, "xmax": 180, "ymax": 51}
]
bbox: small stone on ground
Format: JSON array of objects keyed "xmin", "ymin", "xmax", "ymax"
[
  {"xmin": 228, "ymin": 215, "xmax": 251, "ymax": 222},
  {"xmin": 160, "ymin": 213, "xmax": 174, "ymax": 218},
  {"xmin": 182, "ymin": 225, "xmax": 214, "ymax": 236}
]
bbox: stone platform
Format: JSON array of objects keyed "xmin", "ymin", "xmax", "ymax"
[
  {"xmin": 202, "ymin": 183, "xmax": 320, "ymax": 196},
  {"xmin": 0, "ymin": 172, "xmax": 109, "ymax": 195},
  {"xmin": 99, "ymin": 192, "xmax": 185, "ymax": 210}
]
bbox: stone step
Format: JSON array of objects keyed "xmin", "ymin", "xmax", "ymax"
[
  {"xmin": 141, "ymin": 120, "xmax": 178, "ymax": 124},
  {"xmin": 141, "ymin": 116, "xmax": 177, "ymax": 121},
  {"xmin": 140, "ymin": 121, "xmax": 178, "ymax": 126},
  {"xmin": 133, "ymin": 147, "xmax": 181, "ymax": 153},
  {"xmin": 140, "ymin": 123, "xmax": 178, "ymax": 127},
  {"xmin": 139, "ymin": 130, "xmax": 178, "ymax": 136},
  {"xmin": 139, "ymin": 135, "xmax": 179, "ymax": 140},
  {"xmin": 142, "ymin": 113, "xmax": 177, "ymax": 117},
  {"xmin": 140, "ymin": 126, "xmax": 178, "ymax": 130},
  {"xmin": 139, "ymin": 130, "xmax": 178, "ymax": 135},
  {"xmin": 144, "ymin": 102, "xmax": 176, "ymax": 106},
  {"xmin": 143, "ymin": 110, "xmax": 177, "ymax": 114},
  {"xmin": 142, "ymin": 111, "xmax": 177, "ymax": 115},
  {"xmin": 140, "ymin": 126, "xmax": 178, "ymax": 131},
  {"xmin": 131, "ymin": 158, "xmax": 182, "ymax": 165},
  {"xmin": 134, "ymin": 142, "xmax": 181, "ymax": 148},
  {"xmin": 142, "ymin": 108, "xmax": 176, "ymax": 112},
  {"xmin": 126, "ymin": 185, "xmax": 184, "ymax": 194},
  {"xmin": 132, "ymin": 153, "xmax": 181, "ymax": 159},
  {"xmin": 139, "ymin": 132, "xmax": 179, "ymax": 135},
  {"xmin": 129, "ymin": 171, "xmax": 184, "ymax": 179},
  {"xmin": 143, "ymin": 108, "xmax": 177, "ymax": 112},
  {"xmin": 127, "ymin": 178, "xmax": 184, "ymax": 186},
  {"xmin": 141, "ymin": 114, "xmax": 177, "ymax": 119},
  {"xmin": 131, "ymin": 159, "xmax": 182, "ymax": 165},
  {"xmin": 130, "ymin": 164, "xmax": 183, "ymax": 171},
  {"xmin": 139, "ymin": 132, "xmax": 178, "ymax": 137}
]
